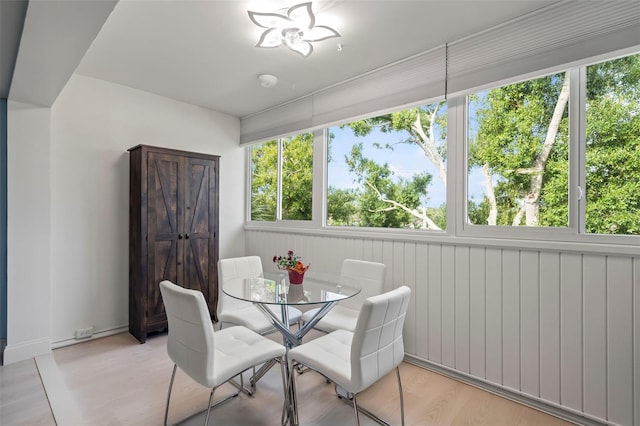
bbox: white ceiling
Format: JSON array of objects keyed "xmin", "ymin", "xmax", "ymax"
[
  {"xmin": 9, "ymin": 0, "xmax": 560, "ymax": 118},
  {"xmin": 73, "ymin": 0, "xmax": 559, "ymax": 118}
]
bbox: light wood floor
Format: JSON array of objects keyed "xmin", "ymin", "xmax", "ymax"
[{"xmin": 0, "ymin": 331, "xmax": 574, "ymax": 426}]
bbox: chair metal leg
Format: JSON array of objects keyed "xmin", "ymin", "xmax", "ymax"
[
  {"xmin": 352, "ymin": 393, "xmax": 361, "ymax": 426},
  {"xmin": 164, "ymin": 364, "xmax": 178, "ymax": 426},
  {"xmin": 396, "ymin": 366, "xmax": 405, "ymax": 426},
  {"xmin": 229, "ymin": 370, "xmax": 255, "ymax": 396},
  {"xmin": 336, "ymin": 385, "xmax": 393, "ymax": 426},
  {"xmin": 250, "ymin": 358, "xmax": 278, "ymax": 388},
  {"xmin": 204, "ymin": 387, "xmax": 215, "ymax": 426},
  {"xmin": 166, "ymin": 364, "xmax": 240, "ymax": 426}
]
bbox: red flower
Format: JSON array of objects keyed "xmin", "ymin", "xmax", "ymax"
[{"xmin": 272, "ymin": 250, "xmax": 310, "ymax": 273}]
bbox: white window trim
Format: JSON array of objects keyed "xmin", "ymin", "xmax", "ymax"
[{"xmin": 246, "ymin": 47, "xmax": 640, "ymax": 250}]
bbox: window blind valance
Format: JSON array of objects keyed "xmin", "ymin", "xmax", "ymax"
[
  {"xmin": 240, "ymin": 46, "xmax": 446, "ymax": 145},
  {"xmin": 240, "ymin": 96, "xmax": 313, "ymax": 145},
  {"xmin": 446, "ymin": 1, "xmax": 640, "ymax": 97},
  {"xmin": 311, "ymin": 47, "xmax": 446, "ymax": 130},
  {"xmin": 240, "ymin": 1, "xmax": 640, "ymax": 145}
]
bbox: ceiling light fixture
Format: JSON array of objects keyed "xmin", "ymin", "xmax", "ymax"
[{"xmin": 248, "ymin": 2, "xmax": 341, "ymax": 57}]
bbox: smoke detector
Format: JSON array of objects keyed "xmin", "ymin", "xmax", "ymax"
[{"xmin": 257, "ymin": 74, "xmax": 278, "ymax": 88}]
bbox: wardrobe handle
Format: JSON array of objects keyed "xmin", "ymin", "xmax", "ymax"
[
  {"xmin": 178, "ymin": 234, "xmax": 183, "ymax": 239},
  {"xmin": 185, "ymin": 233, "xmax": 190, "ymax": 239}
]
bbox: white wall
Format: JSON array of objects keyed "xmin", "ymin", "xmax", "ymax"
[
  {"xmin": 4, "ymin": 73, "xmax": 245, "ymax": 362},
  {"xmin": 5, "ymin": 101, "xmax": 52, "ymax": 364},
  {"xmin": 246, "ymin": 230, "xmax": 640, "ymax": 426}
]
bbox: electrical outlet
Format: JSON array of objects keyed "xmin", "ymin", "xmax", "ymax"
[{"xmin": 75, "ymin": 327, "xmax": 94, "ymax": 339}]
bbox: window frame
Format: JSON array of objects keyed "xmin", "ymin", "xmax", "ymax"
[
  {"xmin": 323, "ymin": 103, "xmax": 449, "ymax": 231},
  {"xmin": 246, "ymin": 131, "xmax": 321, "ymax": 228},
  {"xmin": 246, "ymin": 47, "xmax": 640, "ymax": 247},
  {"xmin": 457, "ymin": 55, "xmax": 639, "ymax": 244},
  {"xmin": 457, "ymin": 68, "xmax": 578, "ymax": 240}
]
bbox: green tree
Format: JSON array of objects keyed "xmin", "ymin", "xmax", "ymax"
[
  {"xmin": 327, "ymin": 187, "xmax": 359, "ymax": 226},
  {"xmin": 584, "ymin": 54, "xmax": 640, "ymax": 234},
  {"xmin": 344, "ymin": 142, "xmax": 438, "ymax": 229},
  {"xmin": 469, "ymin": 72, "xmax": 570, "ymax": 226},
  {"xmin": 330, "ymin": 103, "xmax": 447, "ymax": 229},
  {"xmin": 251, "ymin": 140, "xmax": 277, "ymax": 221},
  {"xmin": 282, "ymin": 133, "xmax": 313, "ymax": 220},
  {"xmin": 251, "ymin": 133, "xmax": 314, "ymax": 221}
]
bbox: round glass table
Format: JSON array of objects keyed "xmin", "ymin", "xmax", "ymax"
[
  {"xmin": 222, "ymin": 271, "xmax": 361, "ymax": 348},
  {"xmin": 222, "ymin": 271, "xmax": 362, "ymax": 425}
]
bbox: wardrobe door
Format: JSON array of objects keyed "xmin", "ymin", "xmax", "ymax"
[
  {"xmin": 183, "ymin": 156, "xmax": 219, "ymax": 320},
  {"xmin": 146, "ymin": 152, "xmax": 183, "ymax": 325}
]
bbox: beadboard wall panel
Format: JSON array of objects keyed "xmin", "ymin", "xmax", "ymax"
[
  {"xmin": 428, "ymin": 244, "xmax": 443, "ymax": 363},
  {"xmin": 584, "ymin": 255, "xmax": 608, "ymax": 420},
  {"xmin": 607, "ymin": 256, "xmax": 634, "ymax": 426},
  {"xmin": 539, "ymin": 251, "xmax": 561, "ymax": 404},
  {"xmin": 560, "ymin": 253, "xmax": 584, "ymax": 414},
  {"xmin": 442, "ymin": 245, "xmax": 456, "ymax": 368},
  {"xmin": 521, "ymin": 250, "xmax": 540, "ymax": 398},
  {"xmin": 454, "ymin": 246, "xmax": 470, "ymax": 374},
  {"xmin": 469, "ymin": 247, "xmax": 486, "ymax": 379},
  {"xmin": 503, "ymin": 249, "xmax": 521, "ymax": 391},
  {"xmin": 485, "ymin": 247, "xmax": 503, "ymax": 385},
  {"xmin": 245, "ymin": 230, "xmax": 638, "ymax": 425}
]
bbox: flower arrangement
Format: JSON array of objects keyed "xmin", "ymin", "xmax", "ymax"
[{"xmin": 273, "ymin": 250, "xmax": 310, "ymax": 274}]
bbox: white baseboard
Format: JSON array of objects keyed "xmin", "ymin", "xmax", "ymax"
[
  {"xmin": 50, "ymin": 325, "xmax": 128, "ymax": 349},
  {"xmin": 3, "ymin": 337, "xmax": 51, "ymax": 365}
]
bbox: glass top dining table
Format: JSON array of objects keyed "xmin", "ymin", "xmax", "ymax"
[
  {"xmin": 222, "ymin": 271, "xmax": 361, "ymax": 348},
  {"xmin": 223, "ymin": 271, "xmax": 361, "ymax": 426}
]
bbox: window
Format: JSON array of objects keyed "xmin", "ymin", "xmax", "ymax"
[
  {"xmin": 327, "ymin": 103, "xmax": 447, "ymax": 229},
  {"xmin": 250, "ymin": 133, "xmax": 314, "ymax": 222},
  {"xmin": 466, "ymin": 72, "xmax": 570, "ymax": 228},
  {"xmin": 250, "ymin": 140, "xmax": 277, "ymax": 221},
  {"xmin": 248, "ymin": 49, "xmax": 640, "ymax": 241},
  {"xmin": 584, "ymin": 52, "xmax": 640, "ymax": 235}
]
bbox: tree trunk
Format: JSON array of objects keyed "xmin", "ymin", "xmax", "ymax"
[
  {"xmin": 512, "ymin": 205, "xmax": 525, "ymax": 226},
  {"xmin": 524, "ymin": 72, "xmax": 570, "ymax": 226},
  {"xmin": 411, "ymin": 105, "xmax": 447, "ymax": 186},
  {"xmin": 483, "ymin": 164, "xmax": 498, "ymax": 225}
]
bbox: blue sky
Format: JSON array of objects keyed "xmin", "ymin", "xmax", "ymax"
[{"xmin": 327, "ymin": 122, "xmax": 485, "ymax": 208}]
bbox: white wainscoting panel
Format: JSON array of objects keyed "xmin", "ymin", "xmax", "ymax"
[
  {"xmin": 485, "ymin": 247, "xmax": 503, "ymax": 385},
  {"xmin": 584, "ymin": 255, "xmax": 608, "ymax": 420},
  {"xmin": 469, "ymin": 247, "xmax": 486, "ymax": 379},
  {"xmin": 539, "ymin": 251, "xmax": 561, "ymax": 403},
  {"xmin": 245, "ymin": 230, "xmax": 639, "ymax": 425},
  {"xmin": 560, "ymin": 253, "xmax": 584, "ymax": 413},
  {"xmin": 521, "ymin": 250, "xmax": 540, "ymax": 398}
]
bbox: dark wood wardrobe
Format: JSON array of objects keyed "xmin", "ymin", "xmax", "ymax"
[{"xmin": 128, "ymin": 145, "xmax": 219, "ymax": 343}]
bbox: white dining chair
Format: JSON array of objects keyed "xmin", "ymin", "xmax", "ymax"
[
  {"xmin": 301, "ymin": 259, "xmax": 386, "ymax": 333},
  {"xmin": 159, "ymin": 280, "xmax": 286, "ymax": 426},
  {"xmin": 288, "ymin": 285, "xmax": 411, "ymax": 426},
  {"xmin": 218, "ymin": 256, "xmax": 303, "ymax": 334}
]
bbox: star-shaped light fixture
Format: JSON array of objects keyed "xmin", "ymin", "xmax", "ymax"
[{"xmin": 248, "ymin": 2, "xmax": 341, "ymax": 57}]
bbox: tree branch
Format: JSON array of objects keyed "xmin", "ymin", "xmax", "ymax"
[{"xmin": 365, "ymin": 180, "xmax": 441, "ymax": 230}]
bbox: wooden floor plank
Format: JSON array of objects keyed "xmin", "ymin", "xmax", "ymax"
[
  {"xmin": 1, "ymin": 332, "xmax": 574, "ymax": 425},
  {"xmin": 0, "ymin": 358, "xmax": 55, "ymax": 426}
]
